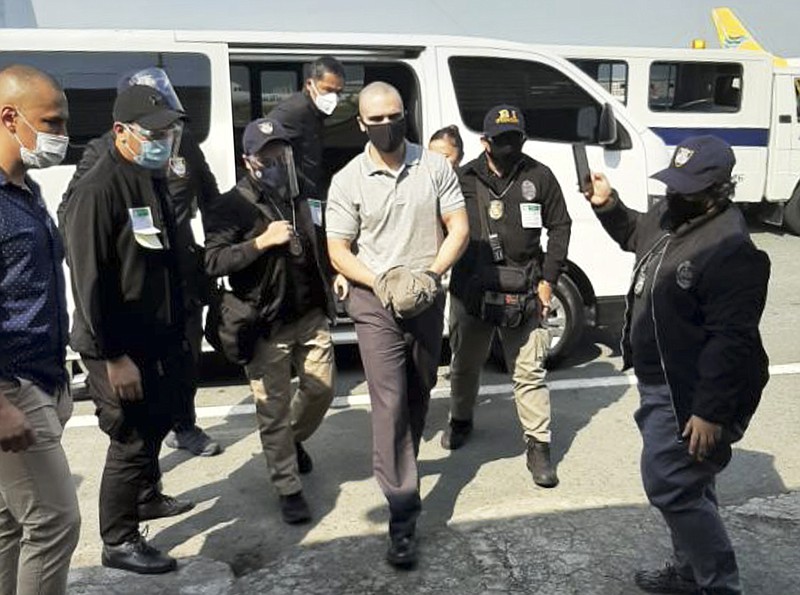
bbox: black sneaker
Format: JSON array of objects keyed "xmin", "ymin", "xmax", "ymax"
[
  {"xmin": 101, "ymin": 533, "xmax": 177, "ymax": 575},
  {"xmin": 440, "ymin": 418, "xmax": 473, "ymax": 450},
  {"xmin": 634, "ymin": 563, "xmax": 698, "ymax": 593},
  {"xmin": 386, "ymin": 534, "xmax": 418, "ymax": 570},
  {"xmin": 295, "ymin": 442, "xmax": 313, "ymax": 475},
  {"xmin": 165, "ymin": 427, "xmax": 222, "ymax": 457},
  {"xmin": 137, "ymin": 493, "xmax": 195, "ymax": 521},
  {"xmin": 279, "ymin": 491, "xmax": 311, "ymax": 525},
  {"xmin": 526, "ymin": 440, "xmax": 559, "ymax": 488}
]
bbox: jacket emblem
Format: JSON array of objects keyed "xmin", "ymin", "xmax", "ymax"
[
  {"xmin": 521, "ymin": 179, "xmax": 537, "ymax": 201},
  {"xmin": 676, "ymin": 260, "xmax": 694, "ymax": 289},
  {"xmin": 169, "ymin": 157, "xmax": 187, "ymax": 178}
]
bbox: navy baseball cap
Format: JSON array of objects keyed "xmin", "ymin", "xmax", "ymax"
[
  {"xmin": 483, "ymin": 104, "xmax": 526, "ymax": 138},
  {"xmin": 652, "ymin": 135, "xmax": 736, "ymax": 194},
  {"xmin": 113, "ymin": 85, "xmax": 185, "ymax": 130},
  {"xmin": 242, "ymin": 118, "xmax": 291, "ymax": 155}
]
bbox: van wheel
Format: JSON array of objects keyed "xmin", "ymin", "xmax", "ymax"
[
  {"xmin": 783, "ymin": 187, "xmax": 800, "ymax": 235},
  {"xmin": 488, "ymin": 274, "xmax": 586, "ymax": 371},
  {"xmin": 543, "ymin": 274, "xmax": 585, "ymax": 367}
]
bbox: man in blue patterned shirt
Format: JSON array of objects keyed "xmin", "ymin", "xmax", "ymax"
[{"xmin": 0, "ymin": 65, "xmax": 80, "ymax": 595}]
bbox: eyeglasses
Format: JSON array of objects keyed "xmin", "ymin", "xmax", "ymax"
[{"xmin": 125, "ymin": 122, "xmax": 181, "ymax": 141}]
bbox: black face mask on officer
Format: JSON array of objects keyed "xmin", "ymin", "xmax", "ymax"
[
  {"xmin": 488, "ymin": 131, "xmax": 525, "ymax": 171},
  {"xmin": 666, "ymin": 190, "xmax": 711, "ymax": 224},
  {"xmin": 365, "ymin": 117, "xmax": 406, "ymax": 153}
]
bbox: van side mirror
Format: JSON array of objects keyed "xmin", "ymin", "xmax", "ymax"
[{"xmin": 598, "ymin": 102, "xmax": 618, "ymax": 146}]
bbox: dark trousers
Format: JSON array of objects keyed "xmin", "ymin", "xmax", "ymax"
[
  {"xmin": 347, "ymin": 285, "xmax": 444, "ymax": 538},
  {"xmin": 635, "ymin": 384, "xmax": 741, "ymax": 594},
  {"xmin": 173, "ymin": 307, "xmax": 202, "ymax": 432},
  {"xmin": 84, "ymin": 343, "xmax": 193, "ymax": 545}
]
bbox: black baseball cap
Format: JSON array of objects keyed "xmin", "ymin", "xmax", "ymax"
[
  {"xmin": 652, "ymin": 135, "xmax": 736, "ymax": 194},
  {"xmin": 113, "ymin": 85, "xmax": 185, "ymax": 130},
  {"xmin": 242, "ymin": 118, "xmax": 291, "ymax": 155},
  {"xmin": 483, "ymin": 104, "xmax": 526, "ymax": 138}
]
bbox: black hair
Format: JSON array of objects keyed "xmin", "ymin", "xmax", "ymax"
[
  {"xmin": 429, "ymin": 125, "xmax": 464, "ymax": 161},
  {"xmin": 306, "ymin": 56, "xmax": 345, "ymax": 83}
]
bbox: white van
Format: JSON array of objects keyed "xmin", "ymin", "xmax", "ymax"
[
  {"xmin": 0, "ymin": 29, "xmax": 669, "ymax": 364},
  {"xmin": 557, "ymin": 45, "xmax": 800, "ymax": 233}
]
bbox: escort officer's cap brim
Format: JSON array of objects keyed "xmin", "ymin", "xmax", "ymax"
[
  {"xmin": 651, "ymin": 134, "xmax": 735, "ymax": 195},
  {"xmin": 242, "ymin": 118, "xmax": 292, "ymax": 156},
  {"xmin": 112, "ymin": 85, "xmax": 186, "ymax": 130},
  {"xmin": 483, "ymin": 104, "xmax": 526, "ymax": 138}
]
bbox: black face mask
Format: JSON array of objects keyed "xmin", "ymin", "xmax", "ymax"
[
  {"xmin": 365, "ymin": 118, "xmax": 406, "ymax": 153},
  {"xmin": 666, "ymin": 191, "xmax": 709, "ymax": 224},
  {"xmin": 251, "ymin": 161, "xmax": 289, "ymax": 197},
  {"xmin": 488, "ymin": 134, "xmax": 524, "ymax": 170}
]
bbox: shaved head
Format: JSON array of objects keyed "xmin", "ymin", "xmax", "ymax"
[
  {"xmin": 358, "ymin": 82, "xmax": 403, "ymax": 116},
  {"xmin": 0, "ymin": 64, "xmax": 62, "ymax": 107}
]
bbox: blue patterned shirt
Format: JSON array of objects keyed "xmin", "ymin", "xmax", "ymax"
[{"xmin": 0, "ymin": 171, "xmax": 68, "ymax": 392}]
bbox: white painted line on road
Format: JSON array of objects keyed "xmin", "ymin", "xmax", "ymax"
[{"xmin": 64, "ymin": 363, "xmax": 800, "ymax": 429}]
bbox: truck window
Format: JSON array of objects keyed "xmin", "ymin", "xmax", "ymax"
[
  {"xmin": 570, "ymin": 59, "xmax": 629, "ymax": 104},
  {"xmin": 228, "ymin": 60, "xmax": 420, "ymax": 186},
  {"xmin": 449, "ymin": 56, "xmax": 607, "ymax": 144},
  {"xmin": 649, "ymin": 61, "xmax": 742, "ymax": 113},
  {"xmin": 0, "ymin": 51, "xmax": 212, "ymax": 164}
]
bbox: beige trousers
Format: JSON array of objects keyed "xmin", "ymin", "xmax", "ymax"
[
  {"xmin": 448, "ymin": 294, "xmax": 552, "ymax": 443},
  {"xmin": 245, "ymin": 308, "xmax": 335, "ymax": 495},
  {"xmin": 0, "ymin": 378, "xmax": 81, "ymax": 595}
]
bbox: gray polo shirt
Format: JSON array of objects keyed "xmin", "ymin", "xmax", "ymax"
[{"xmin": 326, "ymin": 141, "xmax": 465, "ymax": 275}]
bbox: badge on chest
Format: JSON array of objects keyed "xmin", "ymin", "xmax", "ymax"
[{"xmin": 519, "ymin": 203, "xmax": 542, "ymax": 228}]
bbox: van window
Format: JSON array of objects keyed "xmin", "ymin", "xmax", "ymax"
[
  {"xmin": 649, "ymin": 61, "xmax": 742, "ymax": 113},
  {"xmin": 0, "ymin": 51, "xmax": 212, "ymax": 164},
  {"xmin": 449, "ymin": 56, "xmax": 607, "ymax": 144},
  {"xmin": 229, "ymin": 60, "xmax": 420, "ymax": 185},
  {"xmin": 570, "ymin": 59, "xmax": 629, "ymax": 104}
]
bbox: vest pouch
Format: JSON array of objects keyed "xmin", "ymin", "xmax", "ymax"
[
  {"xmin": 480, "ymin": 265, "xmax": 530, "ymax": 293},
  {"xmin": 480, "ymin": 290, "xmax": 528, "ymax": 328}
]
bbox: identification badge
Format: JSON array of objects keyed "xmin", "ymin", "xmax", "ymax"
[
  {"xmin": 489, "ymin": 200, "xmax": 504, "ymax": 220},
  {"xmin": 308, "ymin": 198, "xmax": 323, "ymax": 227},
  {"xmin": 289, "ymin": 235, "xmax": 304, "ymax": 257},
  {"xmin": 520, "ymin": 203, "xmax": 542, "ymax": 228},
  {"xmin": 129, "ymin": 207, "xmax": 163, "ymax": 249}
]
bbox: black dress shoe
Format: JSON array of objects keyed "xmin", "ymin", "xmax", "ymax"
[
  {"xmin": 526, "ymin": 440, "xmax": 559, "ymax": 488},
  {"xmin": 101, "ymin": 533, "xmax": 177, "ymax": 574},
  {"xmin": 440, "ymin": 418, "xmax": 473, "ymax": 450},
  {"xmin": 295, "ymin": 442, "xmax": 313, "ymax": 475},
  {"xmin": 386, "ymin": 534, "xmax": 418, "ymax": 569},
  {"xmin": 634, "ymin": 563, "xmax": 698, "ymax": 593},
  {"xmin": 279, "ymin": 491, "xmax": 311, "ymax": 525},
  {"xmin": 137, "ymin": 493, "xmax": 195, "ymax": 521}
]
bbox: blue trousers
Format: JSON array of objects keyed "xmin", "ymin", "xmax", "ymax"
[{"xmin": 635, "ymin": 383, "xmax": 741, "ymax": 594}]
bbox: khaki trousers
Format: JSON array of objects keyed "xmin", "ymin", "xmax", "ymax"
[
  {"xmin": 0, "ymin": 378, "xmax": 81, "ymax": 595},
  {"xmin": 448, "ymin": 294, "xmax": 552, "ymax": 443},
  {"xmin": 245, "ymin": 308, "xmax": 334, "ymax": 495}
]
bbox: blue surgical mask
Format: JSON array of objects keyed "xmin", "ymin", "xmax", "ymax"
[{"xmin": 134, "ymin": 138, "xmax": 173, "ymax": 170}]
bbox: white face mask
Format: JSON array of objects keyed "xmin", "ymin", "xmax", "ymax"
[
  {"xmin": 14, "ymin": 110, "xmax": 69, "ymax": 169},
  {"xmin": 312, "ymin": 82, "xmax": 339, "ymax": 116}
]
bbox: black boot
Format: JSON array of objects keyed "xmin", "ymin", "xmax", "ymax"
[
  {"xmin": 386, "ymin": 533, "xmax": 418, "ymax": 569},
  {"xmin": 137, "ymin": 492, "xmax": 195, "ymax": 521},
  {"xmin": 279, "ymin": 491, "xmax": 311, "ymax": 525},
  {"xmin": 295, "ymin": 442, "xmax": 313, "ymax": 475},
  {"xmin": 440, "ymin": 418, "xmax": 473, "ymax": 450},
  {"xmin": 526, "ymin": 440, "xmax": 559, "ymax": 488},
  {"xmin": 634, "ymin": 563, "xmax": 698, "ymax": 593},
  {"xmin": 101, "ymin": 533, "xmax": 177, "ymax": 574}
]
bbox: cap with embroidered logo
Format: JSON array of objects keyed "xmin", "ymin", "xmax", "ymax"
[
  {"xmin": 113, "ymin": 85, "xmax": 185, "ymax": 130},
  {"xmin": 483, "ymin": 104, "xmax": 526, "ymax": 138},
  {"xmin": 651, "ymin": 135, "xmax": 735, "ymax": 194},
  {"xmin": 242, "ymin": 118, "xmax": 292, "ymax": 155}
]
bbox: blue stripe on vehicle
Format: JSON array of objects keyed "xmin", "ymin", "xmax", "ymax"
[{"xmin": 651, "ymin": 127, "xmax": 769, "ymax": 147}]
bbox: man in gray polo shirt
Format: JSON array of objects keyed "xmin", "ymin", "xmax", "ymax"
[{"xmin": 327, "ymin": 81, "xmax": 468, "ymax": 569}]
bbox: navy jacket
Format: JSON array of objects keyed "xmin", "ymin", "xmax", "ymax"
[{"xmin": 595, "ymin": 193, "xmax": 770, "ymax": 439}]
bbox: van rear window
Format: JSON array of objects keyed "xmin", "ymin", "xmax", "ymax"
[{"xmin": 0, "ymin": 51, "xmax": 211, "ymax": 164}]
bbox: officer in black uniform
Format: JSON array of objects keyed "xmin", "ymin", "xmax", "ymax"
[
  {"xmin": 65, "ymin": 68, "xmax": 222, "ymax": 459},
  {"xmin": 61, "ymin": 85, "xmax": 195, "ymax": 574},
  {"xmin": 266, "ymin": 56, "xmax": 345, "ymax": 203},
  {"xmin": 444, "ymin": 104, "xmax": 571, "ymax": 488}
]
